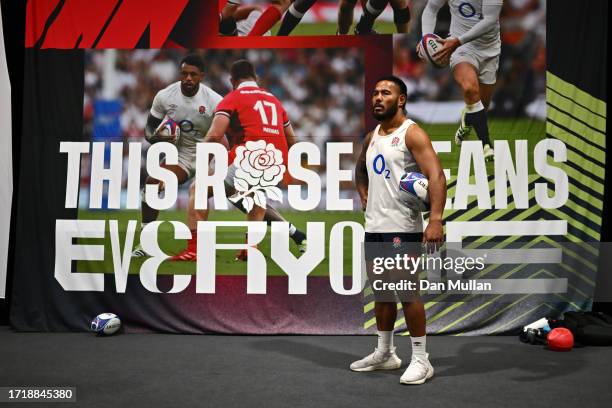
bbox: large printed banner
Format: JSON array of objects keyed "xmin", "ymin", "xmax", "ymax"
[{"xmin": 10, "ymin": 0, "xmax": 608, "ymax": 334}]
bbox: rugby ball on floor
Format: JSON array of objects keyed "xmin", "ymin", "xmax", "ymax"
[
  {"xmin": 421, "ymin": 33, "xmax": 449, "ymax": 69},
  {"xmin": 155, "ymin": 118, "xmax": 181, "ymax": 144},
  {"xmin": 399, "ymin": 172, "xmax": 430, "ymax": 211},
  {"xmin": 90, "ymin": 313, "xmax": 121, "ymax": 336}
]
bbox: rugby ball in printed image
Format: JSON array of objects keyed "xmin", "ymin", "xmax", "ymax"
[
  {"xmin": 421, "ymin": 34, "xmax": 449, "ymax": 69},
  {"xmin": 90, "ymin": 313, "xmax": 121, "ymax": 336},
  {"xmin": 155, "ymin": 118, "xmax": 181, "ymax": 144},
  {"xmin": 399, "ymin": 172, "xmax": 430, "ymax": 212}
]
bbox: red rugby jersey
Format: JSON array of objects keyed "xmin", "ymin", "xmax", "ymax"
[{"xmin": 214, "ymin": 81, "xmax": 290, "ymax": 164}]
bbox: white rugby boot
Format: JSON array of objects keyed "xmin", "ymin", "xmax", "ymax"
[
  {"xmin": 454, "ymin": 109, "xmax": 472, "ymax": 146},
  {"xmin": 350, "ymin": 347, "xmax": 402, "ymax": 372},
  {"xmin": 297, "ymin": 239, "xmax": 307, "ymax": 254},
  {"xmin": 399, "ymin": 353, "xmax": 434, "ymax": 385},
  {"xmin": 483, "ymin": 144, "xmax": 495, "ymax": 162},
  {"xmin": 131, "ymin": 243, "xmax": 149, "ymax": 258}
]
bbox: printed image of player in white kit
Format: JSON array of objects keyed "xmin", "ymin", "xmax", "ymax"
[
  {"xmin": 418, "ymin": 0, "xmax": 503, "ymax": 161},
  {"xmin": 130, "ymin": 54, "xmax": 221, "ymax": 257}
]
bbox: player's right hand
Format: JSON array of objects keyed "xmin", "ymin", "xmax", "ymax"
[
  {"xmin": 423, "ymin": 219, "xmax": 444, "ymax": 254},
  {"xmin": 150, "ymin": 119, "xmax": 180, "ymax": 144},
  {"xmin": 361, "ymin": 195, "xmax": 368, "ymax": 211},
  {"xmin": 433, "ymin": 37, "xmax": 460, "ymax": 64},
  {"xmin": 145, "ymin": 124, "xmax": 166, "ymax": 144}
]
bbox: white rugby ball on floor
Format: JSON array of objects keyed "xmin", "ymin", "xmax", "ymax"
[
  {"xmin": 421, "ymin": 33, "xmax": 449, "ymax": 68},
  {"xmin": 90, "ymin": 313, "xmax": 121, "ymax": 335}
]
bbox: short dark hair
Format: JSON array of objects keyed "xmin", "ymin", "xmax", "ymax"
[
  {"xmin": 180, "ymin": 54, "xmax": 205, "ymax": 72},
  {"xmin": 230, "ymin": 59, "xmax": 256, "ymax": 81},
  {"xmin": 376, "ymin": 75, "xmax": 408, "ymax": 98}
]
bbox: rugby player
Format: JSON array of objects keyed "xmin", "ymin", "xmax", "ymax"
[
  {"xmin": 132, "ymin": 54, "xmax": 222, "ymax": 257},
  {"xmin": 420, "ymin": 0, "xmax": 503, "ymax": 160},
  {"xmin": 352, "ymin": 76, "xmax": 446, "ymax": 385},
  {"xmin": 133, "ymin": 54, "xmax": 307, "ymax": 258},
  {"xmin": 174, "ymin": 59, "xmax": 306, "ymax": 262}
]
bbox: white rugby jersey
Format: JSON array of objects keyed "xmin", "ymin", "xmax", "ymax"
[
  {"xmin": 449, "ymin": 0, "xmax": 501, "ymax": 56},
  {"xmin": 150, "ymin": 81, "xmax": 223, "ymax": 150},
  {"xmin": 423, "ymin": 0, "xmax": 503, "ymax": 58},
  {"xmin": 365, "ymin": 119, "xmax": 423, "ymax": 233}
]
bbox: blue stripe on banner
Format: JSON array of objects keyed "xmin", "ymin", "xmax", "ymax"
[{"xmin": 0, "ymin": 4, "xmax": 12, "ymax": 299}]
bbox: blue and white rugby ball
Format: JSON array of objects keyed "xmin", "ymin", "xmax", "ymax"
[
  {"xmin": 399, "ymin": 172, "xmax": 430, "ymax": 211},
  {"xmin": 90, "ymin": 313, "xmax": 121, "ymax": 336}
]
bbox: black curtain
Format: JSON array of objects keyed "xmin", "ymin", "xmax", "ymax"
[
  {"xmin": 546, "ymin": 0, "xmax": 610, "ymax": 313},
  {"xmin": 0, "ymin": 0, "xmax": 25, "ymax": 325}
]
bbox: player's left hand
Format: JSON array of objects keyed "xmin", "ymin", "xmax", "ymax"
[
  {"xmin": 416, "ymin": 41, "xmax": 426, "ymax": 61},
  {"xmin": 423, "ymin": 219, "xmax": 444, "ymax": 254},
  {"xmin": 433, "ymin": 37, "xmax": 461, "ymax": 64}
]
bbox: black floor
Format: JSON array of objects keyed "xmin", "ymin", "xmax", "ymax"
[{"xmin": 1, "ymin": 327, "xmax": 611, "ymax": 407}]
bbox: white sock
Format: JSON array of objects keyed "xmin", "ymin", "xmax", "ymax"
[
  {"xmin": 377, "ymin": 330, "xmax": 393, "ymax": 352},
  {"xmin": 366, "ymin": 0, "xmax": 385, "ymax": 16},
  {"xmin": 465, "ymin": 100, "xmax": 484, "ymax": 113},
  {"xmin": 288, "ymin": 224, "xmax": 297, "ymax": 236},
  {"xmin": 411, "ymin": 335, "xmax": 427, "ymax": 359},
  {"xmin": 141, "ymin": 222, "xmax": 148, "ymax": 231},
  {"xmin": 288, "ymin": 3, "xmax": 305, "ymax": 18}
]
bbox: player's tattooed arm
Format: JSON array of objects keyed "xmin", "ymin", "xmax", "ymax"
[
  {"xmin": 203, "ymin": 114, "xmax": 231, "ymax": 144},
  {"xmin": 144, "ymin": 113, "xmax": 164, "ymax": 143},
  {"xmin": 355, "ymin": 131, "xmax": 374, "ymax": 211},
  {"xmin": 406, "ymin": 125, "xmax": 446, "ymax": 251}
]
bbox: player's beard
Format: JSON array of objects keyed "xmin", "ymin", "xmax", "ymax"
[
  {"xmin": 372, "ymin": 102, "xmax": 399, "ymax": 121},
  {"xmin": 181, "ymin": 81, "xmax": 198, "ymax": 96}
]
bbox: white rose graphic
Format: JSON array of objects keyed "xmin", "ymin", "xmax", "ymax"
[
  {"xmin": 234, "ymin": 140, "xmax": 285, "ymax": 187},
  {"xmin": 229, "ymin": 140, "xmax": 286, "ymax": 212}
]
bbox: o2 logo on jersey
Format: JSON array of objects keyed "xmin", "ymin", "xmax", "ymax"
[
  {"xmin": 178, "ymin": 119, "xmax": 194, "ymax": 133},
  {"xmin": 458, "ymin": 2, "xmax": 482, "ymax": 19},
  {"xmin": 372, "ymin": 154, "xmax": 391, "ymax": 179}
]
